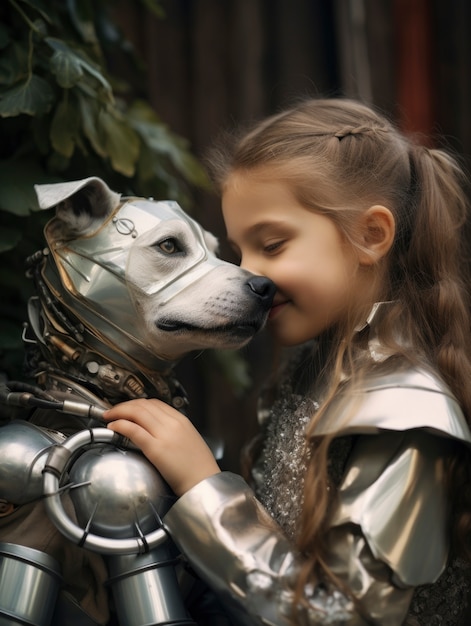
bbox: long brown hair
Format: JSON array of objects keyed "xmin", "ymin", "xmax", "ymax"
[{"xmin": 207, "ymin": 97, "xmax": 471, "ymax": 603}]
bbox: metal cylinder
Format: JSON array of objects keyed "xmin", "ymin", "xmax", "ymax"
[
  {"xmin": 0, "ymin": 542, "xmax": 62, "ymax": 626},
  {"xmin": 106, "ymin": 545, "xmax": 195, "ymax": 626}
]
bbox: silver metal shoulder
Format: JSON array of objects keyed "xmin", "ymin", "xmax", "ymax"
[
  {"xmin": 329, "ymin": 429, "xmax": 453, "ymax": 586},
  {"xmin": 333, "ymin": 301, "xmax": 471, "ymax": 442},
  {"xmin": 316, "ymin": 364, "xmax": 471, "ymax": 443}
]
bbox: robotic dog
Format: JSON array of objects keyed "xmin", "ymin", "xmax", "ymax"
[{"xmin": 0, "ymin": 178, "xmax": 275, "ymax": 625}]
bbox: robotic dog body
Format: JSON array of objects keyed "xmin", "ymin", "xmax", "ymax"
[{"xmin": 0, "ymin": 178, "xmax": 275, "ymax": 625}]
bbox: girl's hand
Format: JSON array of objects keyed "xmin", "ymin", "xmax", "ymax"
[{"xmin": 103, "ymin": 399, "xmax": 221, "ymax": 496}]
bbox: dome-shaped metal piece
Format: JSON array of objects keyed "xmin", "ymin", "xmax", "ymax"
[{"xmin": 68, "ymin": 445, "xmax": 175, "ymax": 539}]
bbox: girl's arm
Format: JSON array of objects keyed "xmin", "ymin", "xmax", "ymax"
[
  {"xmin": 163, "ymin": 431, "xmax": 454, "ymax": 626},
  {"xmin": 104, "ymin": 400, "xmax": 448, "ymax": 625},
  {"xmin": 103, "ymin": 400, "xmax": 356, "ymax": 623}
]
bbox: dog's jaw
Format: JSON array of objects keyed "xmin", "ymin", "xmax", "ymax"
[
  {"xmin": 34, "ymin": 179, "xmax": 276, "ymax": 377},
  {"xmin": 133, "ymin": 265, "xmax": 275, "ymax": 360},
  {"xmin": 157, "ymin": 320, "xmax": 259, "ymax": 335},
  {"xmin": 155, "ymin": 319, "xmax": 263, "ymax": 352}
]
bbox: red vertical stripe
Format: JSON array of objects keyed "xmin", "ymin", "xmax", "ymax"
[{"xmin": 394, "ymin": 0, "xmax": 436, "ymax": 144}]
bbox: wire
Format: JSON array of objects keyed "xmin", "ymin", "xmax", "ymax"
[
  {"xmin": 0, "ymin": 383, "xmax": 106, "ymax": 420},
  {"xmin": 5, "ymin": 380, "xmax": 57, "ymax": 402},
  {"xmin": 0, "ymin": 385, "xmax": 63, "ymax": 411}
]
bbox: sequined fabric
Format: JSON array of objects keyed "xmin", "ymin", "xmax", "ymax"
[
  {"xmin": 406, "ymin": 557, "xmax": 471, "ymax": 626},
  {"xmin": 251, "ymin": 343, "xmax": 471, "ymax": 625},
  {"xmin": 252, "ymin": 343, "xmax": 354, "ymax": 541},
  {"xmin": 252, "ymin": 388, "xmax": 315, "ymax": 541},
  {"xmin": 251, "ymin": 345, "xmax": 315, "ymax": 539}
]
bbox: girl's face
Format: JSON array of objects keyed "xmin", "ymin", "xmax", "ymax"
[{"xmin": 222, "ymin": 172, "xmax": 373, "ymax": 346}]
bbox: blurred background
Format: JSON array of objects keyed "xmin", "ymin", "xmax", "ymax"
[{"xmin": 1, "ymin": 0, "xmax": 470, "ymax": 471}]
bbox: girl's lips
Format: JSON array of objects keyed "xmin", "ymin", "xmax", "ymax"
[{"xmin": 268, "ymin": 301, "xmax": 288, "ymax": 320}]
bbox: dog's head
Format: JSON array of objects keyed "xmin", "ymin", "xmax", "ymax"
[{"xmin": 35, "ymin": 178, "xmax": 275, "ymax": 367}]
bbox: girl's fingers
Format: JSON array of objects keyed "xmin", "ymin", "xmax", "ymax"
[
  {"xmin": 104, "ymin": 398, "xmax": 170, "ymax": 421},
  {"xmin": 104, "ymin": 398, "xmax": 183, "ymax": 435},
  {"xmin": 102, "ymin": 398, "xmax": 221, "ymax": 495},
  {"xmin": 107, "ymin": 418, "xmax": 154, "ymax": 450}
]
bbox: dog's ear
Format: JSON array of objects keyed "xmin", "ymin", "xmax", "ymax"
[
  {"xmin": 35, "ymin": 177, "xmax": 121, "ymax": 238},
  {"xmin": 202, "ymin": 229, "xmax": 219, "ymax": 255}
]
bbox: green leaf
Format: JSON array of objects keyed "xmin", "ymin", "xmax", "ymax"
[
  {"xmin": 46, "ymin": 38, "xmax": 112, "ymax": 96},
  {"xmin": 128, "ymin": 101, "xmax": 210, "ymax": 188},
  {"xmin": 0, "ymin": 75, "xmax": 54, "ymax": 117},
  {"xmin": 65, "ymin": 0, "xmax": 99, "ymax": 45},
  {"xmin": 170, "ymin": 147, "xmax": 211, "ymax": 189},
  {"xmin": 50, "ymin": 48, "xmax": 84, "ymax": 88},
  {"xmin": 0, "ymin": 42, "xmax": 28, "ymax": 86},
  {"xmin": 50, "ymin": 97, "xmax": 80, "ymax": 157},
  {"xmin": 98, "ymin": 109, "xmax": 140, "ymax": 177},
  {"xmin": 47, "ymin": 151, "xmax": 71, "ymax": 173},
  {"xmin": 77, "ymin": 91, "xmax": 107, "ymax": 157}
]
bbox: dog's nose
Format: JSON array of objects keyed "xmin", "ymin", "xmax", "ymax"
[{"xmin": 246, "ymin": 276, "xmax": 276, "ymax": 305}]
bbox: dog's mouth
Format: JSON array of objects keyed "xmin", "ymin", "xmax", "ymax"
[{"xmin": 157, "ymin": 320, "xmax": 260, "ymax": 337}]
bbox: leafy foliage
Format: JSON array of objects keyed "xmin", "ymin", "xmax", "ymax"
[{"xmin": 0, "ymin": 0, "xmax": 210, "ymax": 379}]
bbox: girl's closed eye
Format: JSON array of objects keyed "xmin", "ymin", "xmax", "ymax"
[{"xmin": 263, "ymin": 240, "xmax": 285, "ymax": 254}]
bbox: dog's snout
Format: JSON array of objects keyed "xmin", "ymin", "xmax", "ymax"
[{"xmin": 246, "ymin": 276, "xmax": 276, "ymax": 305}]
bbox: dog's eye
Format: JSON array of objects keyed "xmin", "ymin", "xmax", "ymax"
[{"xmin": 157, "ymin": 238, "xmax": 181, "ymax": 254}]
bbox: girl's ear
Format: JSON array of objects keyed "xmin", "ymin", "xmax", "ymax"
[{"xmin": 358, "ymin": 205, "xmax": 395, "ymax": 266}]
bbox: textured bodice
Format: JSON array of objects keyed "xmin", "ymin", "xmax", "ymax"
[{"xmin": 251, "ymin": 344, "xmax": 471, "ymax": 625}]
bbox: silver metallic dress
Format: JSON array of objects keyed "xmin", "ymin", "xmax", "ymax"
[{"xmin": 164, "ymin": 307, "xmax": 471, "ymax": 625}]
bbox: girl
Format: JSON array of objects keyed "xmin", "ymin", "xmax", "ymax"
[{"xmin": 104, "ymin": 98, "xmax": 471, "ymax": 625}]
